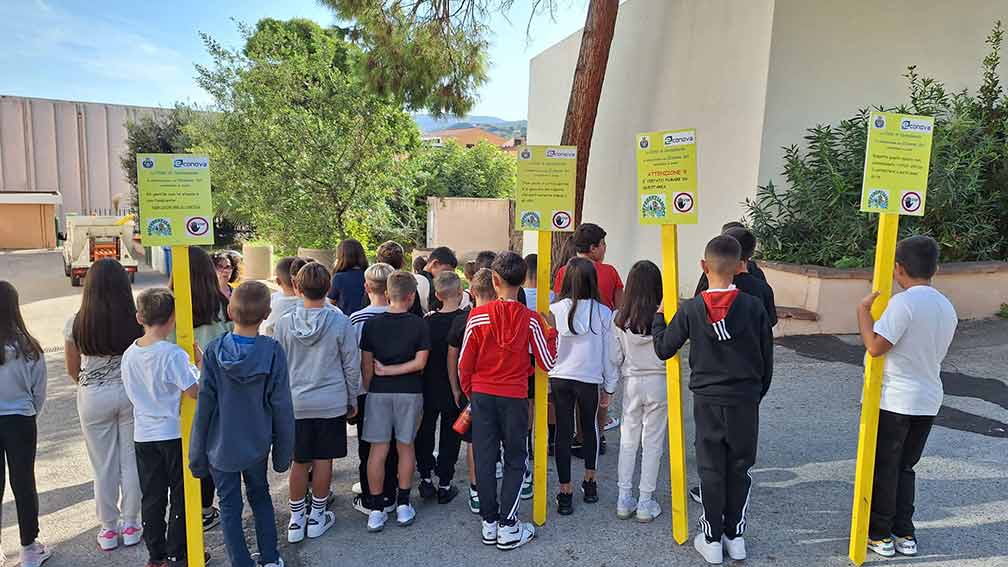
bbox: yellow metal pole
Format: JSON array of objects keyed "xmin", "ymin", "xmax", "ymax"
[
  {"xmin": 533, "ymin": 230, "xmax": 552, "ymax": 526},
  {"xmin": 660, "ymin": 225, "xmax": 689, "ymax": 544},
  {"xmin": 848, "ymin": 212, "xmax": 900, "ymax": 565},
  {"xmin": 171, "ymin": 246, "xmax": 206, "ymax": 567}
]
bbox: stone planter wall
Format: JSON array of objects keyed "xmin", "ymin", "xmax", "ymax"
[
  {"xmin": 759, "ymin": 260, "xmax": 1008, "ymax": 336},
  {"xmin": 242, "ymin": 243, "xmax": 273, "ymax": 281}
]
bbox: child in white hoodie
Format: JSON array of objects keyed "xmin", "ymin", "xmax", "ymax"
[
  {"xmin": 611, "ymin": 260, "xmax": 668, "ymax": 523},
  {"xmin": 548, "ymin": 257, "xmax": 618, "ymax": 516}
]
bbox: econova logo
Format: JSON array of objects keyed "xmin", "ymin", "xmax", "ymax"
[
  {"xmin": 172, "ymin": 156, "xmax": 209, "ymax": 169},
  {"xmin": 141, "ymin": 157, "xmax": 155, "ymax": 169},
  {"xmin": 900, "ymin": 118, "xmax": 933, "ymax": 134},
  {"xmin": 663, "ymin": 131, "xmax": 695, "ymax": 146},
  {"xmin": 545, "ymin": 148, "xmax": 576, "ymax": 159},
  {"xmin": 873, "ymin": 115, "xmax": 887, "ymax": 129}
]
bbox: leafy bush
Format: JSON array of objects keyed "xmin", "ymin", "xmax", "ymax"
[{"xmin": 748, "ymin": 22, "xmax": 1008, "ymax": 267}]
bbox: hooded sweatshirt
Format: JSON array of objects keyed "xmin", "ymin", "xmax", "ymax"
[
  {"xmin": 459, "ymin": 299, "xmax": 557, "ymax": 399},
  {"xmin": 548, "ymin": 299, "xmax": 619, "ymax": 394},
  {"xmin": 273, "ymin": 305, "xmax": 362, "ymax": 419},
  {"xmin": 0, "ymin": 344, "xmax": 47, "ymax": 417},
  {"xmin": 189, "ymin": 333, "xmax": 294, "ymax": 476},
  {"xmin": 652, "ymin": 287, "xmax": 773, "ymax": 404},
  {"xmin": 611, "ymin": 317, "xmax": 666, "ymax": 380}
]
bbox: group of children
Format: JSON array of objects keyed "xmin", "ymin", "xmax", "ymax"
[{"xmin": 0, "ymin": 216, "xmax": 958, "ymax": 567}]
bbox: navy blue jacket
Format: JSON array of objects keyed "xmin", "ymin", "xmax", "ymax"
[{"xmin": 189, "ymin": 333, "xmax": 295, "ymax": 476}]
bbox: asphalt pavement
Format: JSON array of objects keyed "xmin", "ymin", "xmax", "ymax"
[{"xmin": 2, "ymin": 251, "xmax": 1006, "ymax": 567}]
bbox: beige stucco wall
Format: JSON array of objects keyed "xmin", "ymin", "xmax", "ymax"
[
  {"xmin": 528, "ymin": 0, "xmax": 1006, "ymax": 293},
  {"xmin": 427, "ymin": 197, "xmax": 513, "ymax": 260},
  {"xmin": 757, "ymin": 0, "xmax": 1008, "ymax": 188},
  {"xmin": 527, "ymin": 0, "xmax": 776, "ymax": 288},
  {"xmin": 0, "ymin": 95, "xmax": 168, "ymax": 220}
]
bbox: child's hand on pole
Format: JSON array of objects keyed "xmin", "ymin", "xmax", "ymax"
[
  {"xmin": 859, "ymin": 291, "xmax": 881, "ymax": 313},
  {"xmin": 657, "ymin": 300, "xmax": 665, "ymax": 314}
]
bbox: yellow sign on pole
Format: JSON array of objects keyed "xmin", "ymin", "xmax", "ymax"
[
  {"xmin": 137, "ymin": 153, "xmax": 215, "ymax": 246},
  {"xmin": 860, "ymin": 112, "xmax": 934, "ymax": 216},
  {"xmin": 137, "ymin": 154, "xmax": 213, "ymax": 567},
  {"xmin": 849, "ymin": 112, "xmax": 933, "ymax": 565},
  {"xmin": 635, "ymin": 128, "xmax": 697, "ymax": 544},
  {"xmin": 636, "ymin": 129, "xmax": 698, "ymax": 225},
  {"xmin": 515, "ymin": 145, "xmax": 577, "ymax": 232},
  {"xmin": 516, "ymin": 144, "xmax": 575, "ymax": 526}
]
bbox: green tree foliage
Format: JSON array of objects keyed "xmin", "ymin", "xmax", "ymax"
[
  {"xmin": 384, "ymin": 140, "xmax": 516, "ymax": 245},
  {"xmin": 121, "ymin": 105, "xmax": 195, "ymax": 212},
  {"xmin": 747, "ymin": 21, "xmax": 1008, "ymax": 268},
  {"xmin": 189, "ymin": 18, "xmax": 420, "ymax": 252}
]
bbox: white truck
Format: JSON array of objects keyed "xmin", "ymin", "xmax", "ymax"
[{"xmin": 61, "ymin": 215, "xmax": 140, "ymax": 287}]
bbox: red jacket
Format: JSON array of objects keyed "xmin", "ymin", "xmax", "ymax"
[{"xmin": 459, "ymin": 299, "xmax": 557, "ymax": 399}]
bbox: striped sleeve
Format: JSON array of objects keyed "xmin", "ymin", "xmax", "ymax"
[
  {"xmin": 458, "ymin": 313, "xmax": 491, "ymax": 395},
  {"xmin": 529, "ymin": 312, "xmax": 557, "ymax": 372}
]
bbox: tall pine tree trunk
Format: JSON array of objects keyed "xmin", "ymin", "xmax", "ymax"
[{"xmin": 550, "ymin": 0, "xmax": 619, "ymax": 271}]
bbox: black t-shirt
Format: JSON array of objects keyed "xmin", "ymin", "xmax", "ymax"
[
  {"xmin": 360, "ymin": 312, "xmax": 431, "ymax": 394},
  {"xmin": 423, "ymin": 309, "xmax": 463, "ymax": 408},
  {"xmin": 447, "ymin": 307, "xmax": 472, "ymax": 350}
]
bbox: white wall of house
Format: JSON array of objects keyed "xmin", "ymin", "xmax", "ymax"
[
  {"xmin": 527, "ymin": 0, "xmax": 776, "ymax": 288},
  {"xmin": 527, "ymin": 0, "xmax": 1006, "ymax": 292}
]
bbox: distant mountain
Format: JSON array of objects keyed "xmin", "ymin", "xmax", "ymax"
[
  {"xmin": 443, "ymin": 120, "xmax": 528, "ymax": 140},
  {"xmin": 413, "ymin": 114, "xmax": 514, "ymax": 132}
]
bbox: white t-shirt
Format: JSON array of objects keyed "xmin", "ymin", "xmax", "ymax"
[
  {"xmin": 873, "ymin": 285, "xmax": 957, "ymax": 416},
  {"xmin": 350, "ymin": 305, "xmax": 390, "ymax": 345},
  {"xmin": 121, "ymin": 340, "xmax": 200, "ymax": 442},
  {"xmin": 523, "ymin": 287, "xmax": 556, "ymax": 310},
  {"xmin": 262, "ymin": 292, "xmax": 301, "ymax": 336}
]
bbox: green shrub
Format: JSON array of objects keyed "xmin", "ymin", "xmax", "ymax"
[{"xmin": 748, "ymin": 21, "xmax": 1008, "ymax": 268}]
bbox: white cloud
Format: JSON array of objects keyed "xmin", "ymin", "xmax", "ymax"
[{"xmin": 34, "ymin": 0, "xmax": 52, "ymax": 13}]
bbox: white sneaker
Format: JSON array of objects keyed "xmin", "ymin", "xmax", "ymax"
[
  {"xmin": 306, "ymin": 510, "xmax": 335, "ymax": 538},
  {"xmin": 396, "ymin": 503, "xmax": 416, "ymax": 526},
  {"xmin": 97, "ymin": 528, "xmax": 119, "ymax": 551},
  {"xmin": 604, "ymin": 415, "xmax": 621, "ymax": 431},
  {"xmin": 19, "ymin": 541, "xmax": 52, "ymax": 567},
  {"xmin": 121, "ymin": 524, "xmax": 142, "ymax": 547},
  {"xmin": 496, "ymin": 521, "xmax": 535, "ymax": 550},
  {"xmin": 287, "ymin": 513, "xmax": 307, "ymax": 543},
  {"xmin": 894, "ymin": 536, "xmax": 918, "ymax": 556},
  {"xmin": 1, "ymin": 547, "xmax": 6, "ymax": 567},
  {"xmin": 868, "ymin": 537, "xmax": 896, "ymax": 557},
  {"xmin": 693, "ymin": 533, "xmax": 723, "ymax": 564},
  {"xmin": 481, "ymin": 520, "xmax": 498, "ymax": 545},
  {"xmin": 722, "ymin": 535, "xmax": 746, "ymax": 560},
  {"xmin": 616, "ymin": 494, "xmax": 637, "ymax": 519},
  {"xmin": 263, "ymin": 559, "xmax": 285, "ymax": 567},
  {"xmin": 495, "ymin": 462, "xmax": 504, "ymax": 479},
  {"xmin": 636, "ymin": 498, "xmax": 662, "ymax": 523},
  {"xmin": 351, "ymin": 482, "xmax": 362, "ymax": 495},
  {"xmin": 367, "ymin": 510, "xmax": 387, "ymax": 532}
]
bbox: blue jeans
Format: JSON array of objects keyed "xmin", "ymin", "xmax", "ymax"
[{"xmin": 211, "ymin": 460, "xmax": 278, "ymax": 567}]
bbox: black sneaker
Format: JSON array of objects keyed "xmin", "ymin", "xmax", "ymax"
[
  {"xmin": 418, "ymin": 479, "xmax": 436, "ymax": 499},
  {"xmin": 581, "ymin": 480, "xmax": 599, "ymax": 503},
  {"xmin": 571, "ymin": 443, "xmax": 584, "ymax": 460},
  {"xmin": 598, "ymin": 436, "xmax": 607, "ymax": 455},
  {"xmin": 437, "ymin": 485, "xmax": 459, "ymax": 504},
  {"xmin": 556, "ymin": 492, "xmax": 574, "ymax": 515},
  {"xmin": 201, "ymin": 507, "xmax": 220, "ymax": 531},
  {"xmin": 689, "ymin": 486, "xmax": 702, "ymax": 504}
]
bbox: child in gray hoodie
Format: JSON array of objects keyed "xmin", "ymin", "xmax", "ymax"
[
  {"xmin": 190, "ymin": 281, "xmax": 295, "ymax": 567},
  {"xmin": 273, "ymin": 263, "xmax": 362, "ymax": 543}
]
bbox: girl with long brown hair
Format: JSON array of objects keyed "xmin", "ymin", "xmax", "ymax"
[
  {"xmin": 0, "ymin": 280, "xmax": 51, "ymax": 567},
  {"xmin": 64, "ymin": 259, "xmax": 145, "ymax": 551},
  {"xmin": 327, "ymin": 239, "xmax": 369, "ymax": 315}
]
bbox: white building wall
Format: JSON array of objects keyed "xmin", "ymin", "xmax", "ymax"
[
  {"xmin": 528, "ymin": 0, "xmax": 776, "ymax": 288},
  {"xmin": 757, "ymin": 0, "xmax": 1008, "ymax": 188}
]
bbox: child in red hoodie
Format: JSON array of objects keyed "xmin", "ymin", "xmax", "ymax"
[
  {"xmin": 653, "ymin": 235, "xmax": 773, "ymax": 565},
  {"xmin": 459, "ymin": 251, "xmax": 556, "ymax": 551}
]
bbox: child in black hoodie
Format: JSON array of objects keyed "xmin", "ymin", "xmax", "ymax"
[{"xmin": 653, "ymin": 235, "xmax": 773, "ymax": 565}]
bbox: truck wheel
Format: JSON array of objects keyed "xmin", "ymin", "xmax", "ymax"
[
  {"xmin": 71, "ymin": 276, "xmax": 83, "ymax": 287},
  {"xmin": 63, "ymin": 259, "xmax": 71, "ymax": 277}
]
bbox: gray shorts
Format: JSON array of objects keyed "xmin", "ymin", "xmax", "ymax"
[{"xmin": 361, "ymin": 393, "xmax": 423, "ymax": 444}]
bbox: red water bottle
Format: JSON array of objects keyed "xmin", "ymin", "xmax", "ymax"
[{"xmin": 453, "ymin": 403, "xmax": 472, "ymax": 435}]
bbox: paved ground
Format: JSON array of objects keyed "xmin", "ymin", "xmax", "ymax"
[{"xmin": 3, "ymin": 251, "xmax": 1006, "ymax": 566}]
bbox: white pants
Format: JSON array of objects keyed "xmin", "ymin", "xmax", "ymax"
[
  {"xmin": 617, "ymin": 374, "xmax": 668, "ymax": 498},
  {"xmin": 77, "ymin": 381, "xmax": 142, "ymax": 529}
]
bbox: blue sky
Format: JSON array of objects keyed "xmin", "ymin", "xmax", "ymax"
[{"xmin": 0, "ymin": 0, "xmax": 588, "ymax": 120}]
